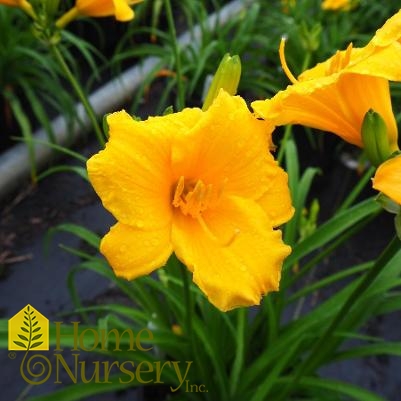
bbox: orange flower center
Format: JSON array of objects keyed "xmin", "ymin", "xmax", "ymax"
[
  {"xmin": 172, "ymin": 176, "xmax": 222, "ymax": 218},
  {"xmin": 172, "ymin": 176, "xmax": 239, "ymax": 246}
]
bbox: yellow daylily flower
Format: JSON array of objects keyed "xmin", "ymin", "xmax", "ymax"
[
  {"xmin": 372, "ymin": 155, "xmax": 401, "ymax": 205},
  {"xmin": 252, "ymin": 10, "xmax": 401, "ymax": 151},
  {"xmin": 57, "ymin": 0, "xmax": 141, "ymax": 27},
  {"xmin": 56, "ymin": 0, "xmax": 141, "ymax": 28},
  {"xmin": 87, "ymin": 90, "xmax": 294, "ymax": 312},
  {"xmin": 75, "ymin": 0, "xmax": 141, "ymax": 20},
  {"xmin": 322, "ymin": 0, "xmax": 351, "ymax": 11}
]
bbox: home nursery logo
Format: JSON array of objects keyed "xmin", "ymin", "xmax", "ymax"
[
  {"xmin": 8, "ymin": 304, "xmax": 49, "ymax": 351},
  {"xmin": 7, "ymin": 305, "xmax": 205, "ymax": 393}
]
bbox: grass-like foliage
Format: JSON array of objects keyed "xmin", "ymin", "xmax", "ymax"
[{"xmin": 0, "ymin": 1, "xmax": 401, "ymax": 400}]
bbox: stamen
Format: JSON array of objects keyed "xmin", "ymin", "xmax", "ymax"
[
  {"xmin": 172, "ymin": 176, "xmax": 185, "ymax": 207},
  {"xmin": 197, "ymin": 215, "xmax": 240, "ymax": 247},
  {"xmin": 343, "ymin": 43, "xmax": 353, "ymax": 67},
  {"xmin": 279, "ymin": 36, "xmax": 298, "ymax": 85},
  {"xmin": 172, "ymin": 176, "xmax": 240, "ymax": 246},
  {"xmin": 327, "ymin": 43, "xmax": 353, "ymax": 75}
]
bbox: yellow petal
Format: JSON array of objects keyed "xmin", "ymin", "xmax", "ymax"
[
  {"xmin": 75, "ymin": 0, "xmax": 140, "ymax": 20},
  {"xmin": 113, "ymin": 0, "xmax": 134, "ymax": 21},
  {"xmin": 321, "ymin": 0, "xmax": 350, "ymax": 11},
  {"xmin": 100, "ymin": 222, "xmax": 173, "ymax": 280},
  {"xmin": 252, "ymin": 73, "xmax": 397, "ymax": 149},
  {"xmin": 172, "ymin": 90, "xmax": 276, "ymax": 201},
  {"xmin": 369, "ymin": 9, "xmax": 401, "ymax": 47},
  {"xmin": 87, "ymin": 108, "xmax": 203, "ymax": 229},
  {"xmin": 372, "ymin": 155, "xmax": 401, "ymax": 204},
  {"xmin": 172, "ymin": 196, "xmax": 291, "ymax": 311},
  {"xmin": 257, "ymin": 166, "xmax": 294, "ymax": 227},
  {"xmin": 87, "ymin": 112, "xmax": 171, "ymax": 229},
  {"xmin": 76, "ymin": 0, "xmax": 112, "ymax": 16},
  {"xmin": 298, "ymin": 44, "xmax": 401, "ymax": 84},
  {"xmin": 347, "ymin": 43, "xmax": 401, "ymax": 82}
]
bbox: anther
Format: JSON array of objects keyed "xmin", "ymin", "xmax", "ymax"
[{"xmin": 172, "ymin": 176, "xmax": 185, "ymax": 207}]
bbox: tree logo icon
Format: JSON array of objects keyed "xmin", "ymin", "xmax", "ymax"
[{"xmin": 8, "ymin": 305, "xmax": 49, "ymax": 351}]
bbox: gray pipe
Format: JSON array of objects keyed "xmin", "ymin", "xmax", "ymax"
[{"xmin": 0, "ymin": 0, "xmax": 249, "ymax": 201}]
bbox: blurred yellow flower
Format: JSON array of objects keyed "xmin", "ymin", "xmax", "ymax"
[
  {"xmin": 322, "ymin": 0, "xmax": 351, "ymax": 11},
  {"xmin": 75, "ymin": 0, "xmax": 141, "ymax": 21},
  {"xmin": 56, "ymin": 0, "xmax": 141, "ymax": 28},
  {"xmin": 252, "ymin": 10, "xmax": 401, "ymax": 151},
  {"xmin": 372, "ymin": 155, "xmax": 401, "ymax": 205},
  {"xmin": 281, "ymin": 0, "xmax": 295, "ymax": 13},
  {"xmin": 87, "ymin": 90, "xmax": 294, "ymax": 312}
]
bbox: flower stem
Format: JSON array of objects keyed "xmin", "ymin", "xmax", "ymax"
[
  {"xmin": 50, "ymin": 43, "xmax": 105, "ymax": 146},
  {"xmin": 277, "ymin": 235, "xmax": 401, "ymax": 400},
  {"xmin": 179, "ymin": 262, "xmax": 193, "ymax": 338},
  {"xmin": 230, "ymin": 307, "xmax": 247, "ymax": 396},
  {"xmin": 164, "ymin": 0, "xmax": 185, "ymax": 110},
  {"xmin": 277, "ymin": 124, "xmax": 293, "ymax": 163}
]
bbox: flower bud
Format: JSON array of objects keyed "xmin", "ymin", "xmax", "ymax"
[
  {"xmin": 202, "ymin": 53, "xmax": 241, "ymax": 111},
  {"xmin": 361, "ymin": 109, "xmax": 392, "ymax": 167}
]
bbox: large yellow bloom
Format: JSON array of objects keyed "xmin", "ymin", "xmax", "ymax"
[
  {"xmin": 252, "ymin": 10, "xmax": 401, "ymax": 151},
  {"xmin": 74, "ymin": 0, "xmax": 141, "ymax": 21},
  {"xmin": 372, "ymin": 155, "xmax": 401, "ymax": 205},
  {"xmin": 321, "ymin": 0, "xmax": 351, "ymax": 11},
  {"xmin": 87, "ymin": 90, "xmax": 294, "ymax": 312}
]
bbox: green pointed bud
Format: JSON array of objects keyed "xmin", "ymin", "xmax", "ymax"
[
  {"xmin": 202, "ymin": 53, "xmax": 241, "ymax": 111},
  {"xmin": 361, "ymin": 109, "xmax": 392, "ymax": 167}
]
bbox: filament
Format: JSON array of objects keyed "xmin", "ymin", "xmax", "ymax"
[{"xmin": 279, "ymin": 36, "xmax": 298, "ymax": 84}]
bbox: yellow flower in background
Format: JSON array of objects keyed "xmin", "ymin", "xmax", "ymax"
[
  {"xmin": 281, "ymin": 0, "xmax": 295, "ymax": 13},
  {"xmin": 322, "ymin": 0, "xmax": 351, "ymax": 11},
  {"xmin": 87, "ymin": 90, "xmax": 294, "ymax": 312},
  {"xmin": 75, "ymin": 0, "xmax": 141, "ymax": 21},
  {"xmin": 372, "ymin": 155, "xmax": 401, "ymax": 205},
  {"xmin": 0, "ymin": 0, "xmax": 34, "ymax": 16},
  {"xmin": 56, "ymin": 0, "xmax": 141, "ymax": 28},
  {"xmin": 252, "ymin": 10, "xmax": 401, "ymax": 151}
]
